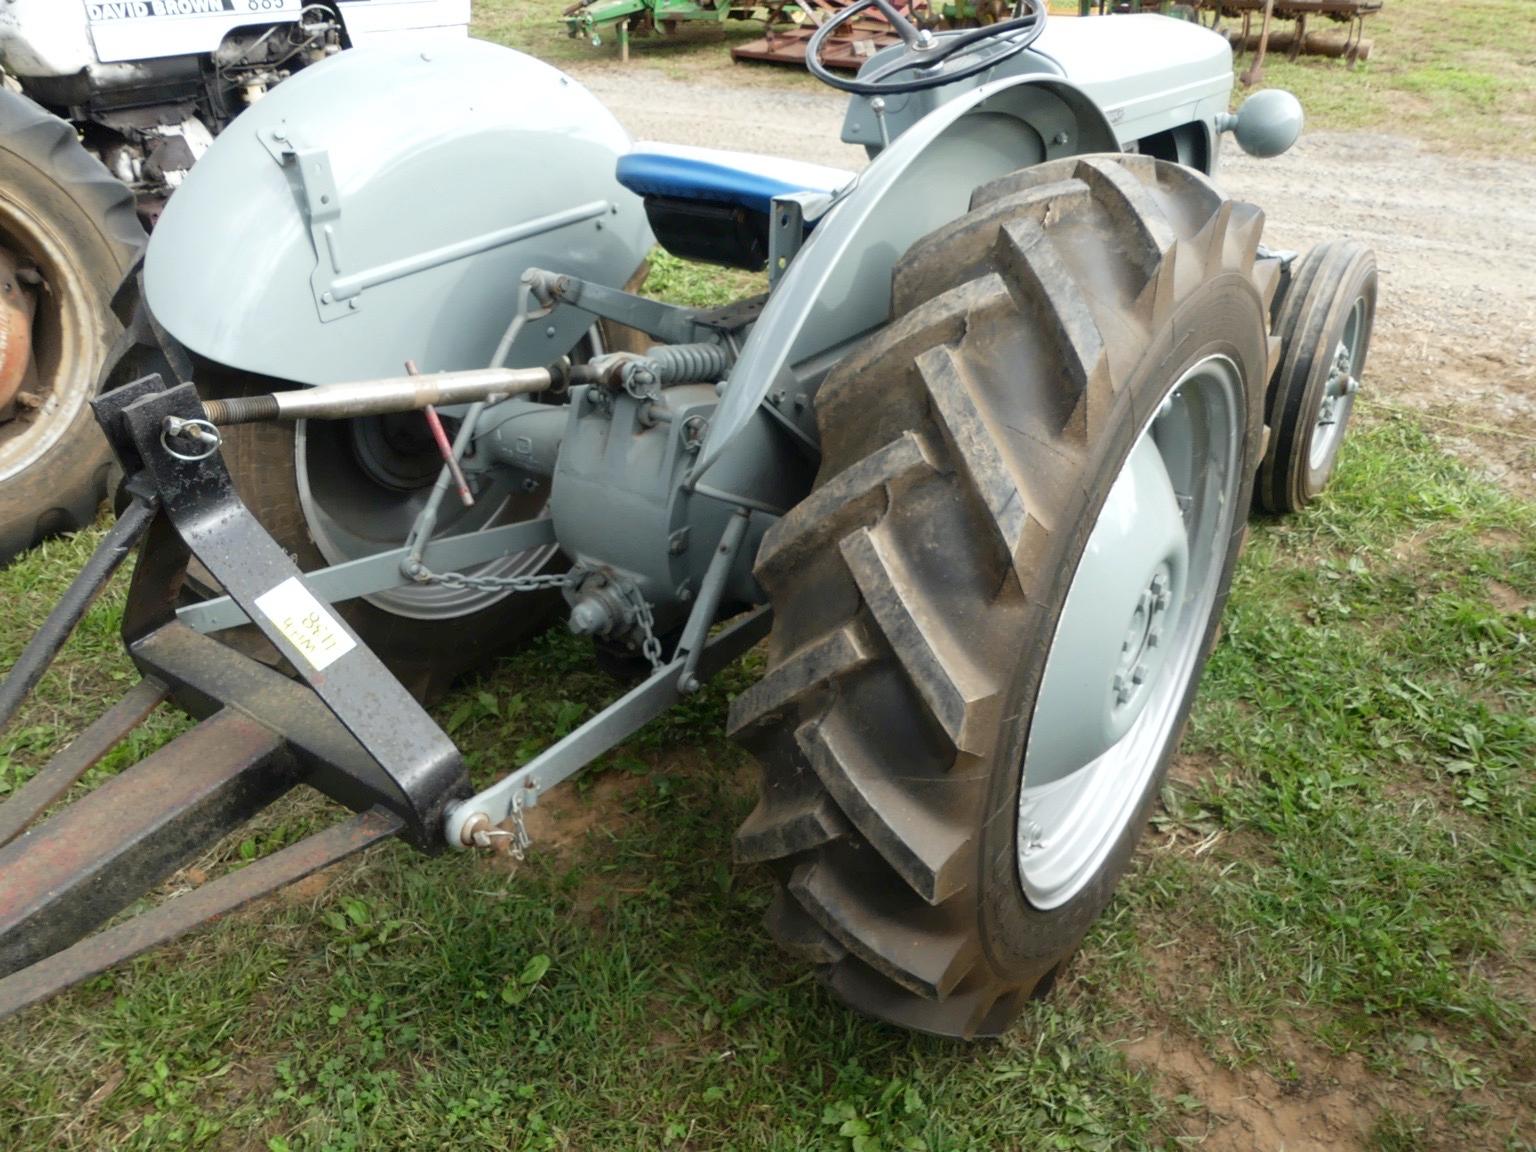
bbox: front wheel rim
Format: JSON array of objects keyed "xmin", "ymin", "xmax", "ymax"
[{"xmin": 1018, "ymin": 355, "xmax": 1244, "ymax": 910}]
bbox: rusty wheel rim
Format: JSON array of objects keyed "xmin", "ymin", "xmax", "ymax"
[{"xmin": 0, "ymin": 194, "xmax": 105, "ymax": 485}]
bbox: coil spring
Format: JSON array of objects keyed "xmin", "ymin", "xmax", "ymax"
[{"xmin": 645, "ymin": 342, "xmax": 731, "ymax": 383}]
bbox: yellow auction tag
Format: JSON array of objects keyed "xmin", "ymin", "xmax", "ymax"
[{"xmin": 253, "ymin": 577, "xmax": 357, "ymax": 672}]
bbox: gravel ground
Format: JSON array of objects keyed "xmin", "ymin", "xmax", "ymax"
[{"xmin": 572, "ymin": 63, "xmax": 1536, "ymax": 497}]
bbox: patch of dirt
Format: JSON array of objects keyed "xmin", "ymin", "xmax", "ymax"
[
  {"xmin": 1123, "ymin": 1025, "xmax": 1378, "ymax": 1151},
  {"xmin": 1479, "ymin": 527, "xmax": 1523, "ymax": 551},
  {"xmin": 1481, "ymin": 919, "xmax": 1536, "ymax": 1031},
  {"xmin": 51, "ymin": 1063, "xmax": 127, "ymax": 1146},
  {"xmin": 1154, "ymin": 753, "xmax": 1276, "ymax": 868},
  {"xmin": 1487, "ymin": 579, "xmax": 1531, "ymax": 615},
  {"xmin": 460, "ymin": 764, "xmax": 657, "ymax": 898},
  {"xmin": 519, "ymin": 766, "xmax": 652, "ymax": 859},
  {"xmin": 1167, "ymin": 750, "xmax": 1219, "ymax": 791}
]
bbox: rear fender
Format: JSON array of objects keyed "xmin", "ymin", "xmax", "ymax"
[
  {"xmin": 693, "ymin": 74, "xmax": 1117, "ymax": 480},
  {"xmin": 143, "ymin": 38, "xmax": 652, "ymax": 385}
]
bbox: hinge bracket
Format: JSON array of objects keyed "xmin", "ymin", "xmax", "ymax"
[{"xmin": 261, "ymin": 123, "xmax": 352, "ymax": 323}]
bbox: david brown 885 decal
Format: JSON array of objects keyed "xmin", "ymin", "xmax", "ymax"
[{"xmin": 87, "ymin": 1, "xmax": 302, "ymax": 21}]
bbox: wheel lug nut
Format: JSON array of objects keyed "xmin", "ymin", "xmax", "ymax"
[
  {"xmin": 1131, "ymin": 663, "xmax": 1148, "ymax": 685},
  {"xmin": 1145, "ymin": 628, "xmax": 1161, "ymax": 649}
]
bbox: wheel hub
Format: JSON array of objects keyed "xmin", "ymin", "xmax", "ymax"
[
  {"xmin": 1024, "ymin": 433, "xmax": 1189, "ymax": 793},
  {"xmin": 1316, "ymin": 342, "xmax": 1357, "ymax": 429},
  {"xmin": 294, "ymin": 413, "xmax": 556, "ymax": 621},
  {"xmin": 0, "ymin": 200, "xmax": 101, "ymax": 485},
  {"xmin": 349, "ymin": 412, "xmax": 456, "ymax": 492},
  {"xmin": 0, "ymin": 245, "xmax": 37, "ymax": 418},
  {"xmin": 1309, "ymin": 296, "xmax": 1366, "ymax": 472},
  {"xmin": 1112, "ymin": 566, "xmax": 1174, "ymax": 710}
]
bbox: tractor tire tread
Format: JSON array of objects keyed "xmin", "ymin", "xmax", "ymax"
[
  {"xmin": 734, "ymin": 152, "xmax": 1270, "ymax": 1037},
  {"xmin": 0, "ymin": 97, "xmax": 144, "ymax": 267},
  {"xmin": 0, "ymin": 90, "xmax": 143, "ymax": 563}
]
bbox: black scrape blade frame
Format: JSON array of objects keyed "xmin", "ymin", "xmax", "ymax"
[
  {"xmin": 94, "ymin": 372, "xmax": 470, "ymax": 848},
  {"xmin": 0, "ymin": 373, "xmax": 473, "ymax": 1019}
]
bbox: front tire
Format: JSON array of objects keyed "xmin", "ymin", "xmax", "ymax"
[
  {"xmin": 729, "ymin": 155, "xmax": 1274, "ymax": 1037},
  {"xmin": 1256, "ymin": 238, "xmax": 1377, "ymax": 513}
]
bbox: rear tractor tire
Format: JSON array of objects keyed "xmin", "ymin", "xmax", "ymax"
[
  {"xmin": 730, "ymin": 154, "xmax": 1278, "ymax": 1038},
  {"xmin": 0, "ymin": 91, "xmax": 145, "ymax": 564},
  {"xmin": 1256, "ymin": 238, "xmax": 1376, "ymax": 513}
]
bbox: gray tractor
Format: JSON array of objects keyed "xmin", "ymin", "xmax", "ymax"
[
  {"xmin": 0, "ymin": 0, "xmax": 469, "ymax": 563},
  {"xmin": 0, "ymin": 0, "xmax": 1375, "ymax": 1039}
]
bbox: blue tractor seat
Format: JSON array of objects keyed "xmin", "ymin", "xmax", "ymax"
[{"xmin": 616, "ymin": 143, "xmax": 856, "ymax": 272}]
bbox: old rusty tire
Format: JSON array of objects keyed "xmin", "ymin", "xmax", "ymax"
[
  {"xmin": 104, "ymin": 276, "xmax": 566, "ymax": 703},
  {"xmin": 0, "ymin": 90, "xmax": 144, "ymax": 564},
  {"xmin": 1257, "ymin": 238, "xmax": 1376, "ymax": 513},
  {"xmin": 729, "ymin": 154, "xmax": 1272, "ymax": 1038}
]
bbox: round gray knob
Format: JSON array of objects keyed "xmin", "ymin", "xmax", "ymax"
[{"xmin": 1219, "ymin": 89, "xmax": 1304, "ymax": 159}]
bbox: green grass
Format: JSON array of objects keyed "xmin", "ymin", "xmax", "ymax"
[
  {"xmin": 1240, "ymin": 0, "xmax": 1536, "ymax": 156},
  {"xmin": 1, "ymin": 404, "xmax": 1533, "ymax": 1149}
]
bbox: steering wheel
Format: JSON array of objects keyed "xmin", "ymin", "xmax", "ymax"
[{"xmin": 806, "ymin": 0, "xmax": 1048, "ymax": 97}]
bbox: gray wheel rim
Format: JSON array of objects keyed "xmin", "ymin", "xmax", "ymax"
[
  {"xmin": 1018, "ymin": 355, "xmax": 1243, "ymax": 910},
  {"xmin": 1308, "ymin": 295, "xmax": 1365, "ymax": 472}
]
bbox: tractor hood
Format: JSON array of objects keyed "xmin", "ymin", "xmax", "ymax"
[
  {"xmin": 841, "ymin": 14, "xmax": 1233, "ymax": 154},
  {"xmin": 1031, "ymin": 14, "xmax": 1234, "ymax": 144},
  {"xmin": 143, "ymin": 38, "xmax": 652, "ymax": 385}
]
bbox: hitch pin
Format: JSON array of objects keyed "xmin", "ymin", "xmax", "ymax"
[
  {"xmin": 460, "ymin": 798, "xmax": 531, "ymax": 861},
  {"xmin": 406, "ymin": 360, "xmax": 474, "ymax": 508},
  {"xmin": 159, "ymin": 415, "xmax": 221, "ymax": 461}
]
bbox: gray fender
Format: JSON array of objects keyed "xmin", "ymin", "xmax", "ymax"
[
  {"xmin": 694, "ymin": 74, "xmax": 1117, "ymax": 480},
  {"xmin": 144, "ymin": 38, "xmax": 651, "ymax": 386}
]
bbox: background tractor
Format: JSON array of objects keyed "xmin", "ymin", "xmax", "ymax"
[
  {"xmin": 0, "ymin": 0, "xmax": 470, "ymax": 564},
  {"xmin": 0, "ymin": 0, "xmax": 1375, "ymax": 1038}
]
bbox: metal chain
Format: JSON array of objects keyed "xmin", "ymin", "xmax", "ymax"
[
  {"xmin": 414, "ymin": 564, "xmax": 666, "ymax": 673},
  {"xmin": 411, "ymin": 567, "xmax": 577, "ymax": 594},
  {"xmin": 468, "ymin": 795, "xmax": 532, "ymax": 860},
  {"xmin": 622, "ymin": 583, "xmax": 666, "ymax": 673}
]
